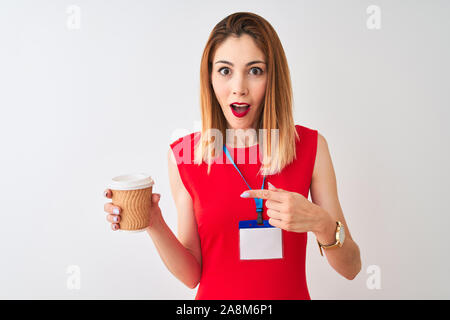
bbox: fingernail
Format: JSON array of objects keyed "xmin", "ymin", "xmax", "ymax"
[
  {"xmin": 103, "ymin": 190, "xmax": 108, "ymax": 197},
  {"xmin": 240, "ymin": 192, "xmax": 250, "ymax": 198},
  {"xmin": 113, "ymin": 208, "xmax": 119, "ymax": 215},
  {"xmin": 113, "ymin": 216, "xmax": 119, "ymax": 223}
]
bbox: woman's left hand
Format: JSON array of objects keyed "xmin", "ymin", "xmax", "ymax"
[{"xmin": 240, "ymin": 182, "xmax": 329, "ymax": 233}]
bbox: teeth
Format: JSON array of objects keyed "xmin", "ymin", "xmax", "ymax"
[{"xmin": 231, "ymin": 104, "xmax": 249, "ymax": 108}]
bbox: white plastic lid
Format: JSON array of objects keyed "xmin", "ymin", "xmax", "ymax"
[{"xmin": 108, "ymin": 173, "xmax": 154, "ymax": 191}]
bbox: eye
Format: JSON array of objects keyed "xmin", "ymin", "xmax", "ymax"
[
  {"xmin": 250, "ymin": 67, "xmax": 264, "ymax": 75},
  {"xmin": 218, "ymin": 66, "xmax": 264, "ymax": 76},
  {"xmin": 218, "ymin": 67, "xmax": 231, "ymax": 76}
]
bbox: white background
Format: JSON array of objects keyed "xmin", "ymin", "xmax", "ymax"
[{"xmin": 0, "ymin": 0, "xmax": 449, "ymax": 299}]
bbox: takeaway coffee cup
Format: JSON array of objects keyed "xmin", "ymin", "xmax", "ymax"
[{"xmin": 107, "ymin": 173, "xmax": 154, "ymax": 232}]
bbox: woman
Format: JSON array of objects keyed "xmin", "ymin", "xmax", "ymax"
[{"xmin": 103, "ymin": 12, "xmax": 361, "ymax": 299}]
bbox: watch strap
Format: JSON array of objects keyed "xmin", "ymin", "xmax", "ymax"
[{"xmin": 317, "ymin": 221, "xmax": 342, "ymax": 256}]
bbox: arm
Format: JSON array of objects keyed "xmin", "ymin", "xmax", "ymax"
[
  {"xmin": 145, "ymin": 148, "xmax": 202, "ymax": 289},
  {"xmin": 310, "ymin": 133, "xmax": 362, "ymax": 280}
]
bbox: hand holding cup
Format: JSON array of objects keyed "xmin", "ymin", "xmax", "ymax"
[{"xmin": 103, "ymin": 173, "xmax": 161, "ymax": 232}]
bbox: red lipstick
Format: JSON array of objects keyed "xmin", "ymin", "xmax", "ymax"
[{"xmin": 230, "ymin": 102, "xmax": 251, "ymax": 118}]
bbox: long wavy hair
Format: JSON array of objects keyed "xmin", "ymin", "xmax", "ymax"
[{"xmin": 194, "ymin": 12, "xmax": 299, "ymax": 176}]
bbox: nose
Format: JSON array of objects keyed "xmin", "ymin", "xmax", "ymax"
[
  {"xmin": 232, "ymin": 75, "xmax": 248, "ymax": 96},
  {"xmin": 233, "ymin": 89, "xmax": 248, "ymax": 96}
]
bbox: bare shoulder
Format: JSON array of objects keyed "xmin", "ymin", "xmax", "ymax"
[
  {"xmin": 312, "ymin": 132, "xmax": 331, "ymax": 180},
  {"xmin": 311, "ymin": 132, "xmax": 336, "ymax": 200},
  {"xmin": 167, "ymin": 147, "xmax": 191, "ymax": 204},
  {"xmin": 167, "ymin": 147, "xmax": 202, "ymax": 266},
  {"xmin": 310, "ymin": 132, "xmax": 354, "ymax": 240}
]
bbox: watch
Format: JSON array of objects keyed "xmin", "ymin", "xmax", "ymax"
[{"xmin": 317, "ymin": 221, "xmax": 345, "ymax": 256}]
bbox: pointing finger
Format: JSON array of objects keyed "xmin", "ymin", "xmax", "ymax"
[{"xmin": 240, "ymin": 189, "xmax": 285, "ymax": 202}]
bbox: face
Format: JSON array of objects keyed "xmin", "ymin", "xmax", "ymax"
[{"xmin": 211, "ymin": 34, "xmax": 268, "ymax": 131}]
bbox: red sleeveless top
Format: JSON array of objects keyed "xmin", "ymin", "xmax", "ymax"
[{"xmin": 169, "ymin": 124, "xmax": 318, "ymax": 300}]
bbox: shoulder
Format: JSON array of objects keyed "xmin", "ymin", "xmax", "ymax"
[
  {"xmin": 294, "ymin": 124, "xmax": 319, "ymax": 145},
  {"xmin": 170, "ymin": 131, "xmax": 200, "ymax": 149},
  {"xmin": 169, "ymin": 131, "xmax": 201, "ymax": 166},
  {"xmin": 294, "ymin": 124, "xmax": 326, "ymax": 177},
  {"xmin": 312, "ymin": 130, "xmax": 331, "ymax": 180},
  {"xmin": 295, "ymin": 124, "xmax": 318, "ymax": 136}
]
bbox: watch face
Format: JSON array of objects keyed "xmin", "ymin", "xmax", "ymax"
[{"xmin": 339, "ymin": 225, "xmax": 346, "ymax": 244}]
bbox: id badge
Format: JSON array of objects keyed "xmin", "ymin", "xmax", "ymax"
[{"xmin": 239, "ymin": 220, "xmax": 283, "ymax": 260}]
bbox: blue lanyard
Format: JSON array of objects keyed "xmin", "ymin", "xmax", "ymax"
[{"xmin": 223, "ymin": 145, "xmax": 266, "ymax": 225}]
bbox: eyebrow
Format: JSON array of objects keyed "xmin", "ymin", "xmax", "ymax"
[{"xmin": 214, "ymin": 60, "xmax": 266, "ymax": 67}]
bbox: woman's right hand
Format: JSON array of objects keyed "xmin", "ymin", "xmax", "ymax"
[{"xmin": 103, "ymin": 189, "xmax": 162, "ymax": 231}]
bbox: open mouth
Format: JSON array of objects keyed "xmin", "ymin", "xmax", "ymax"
[{"xmin": 230, "ymin": 103, "xmax": 251, "ymax": 117}]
